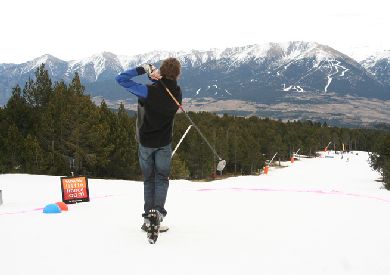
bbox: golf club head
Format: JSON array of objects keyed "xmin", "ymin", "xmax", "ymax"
[{"xmin": 217, "ymin": 159, "xmax": 226, "ymax": 172}]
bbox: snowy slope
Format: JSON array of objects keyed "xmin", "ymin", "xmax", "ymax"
[{"xmin": 1, "ymin": 151, "xmax": 389, "ymax": 275}]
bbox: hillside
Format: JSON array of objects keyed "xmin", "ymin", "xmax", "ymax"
[{"xmin": 1, "ymin": 151, "xmax": 390, "ymax": 275}]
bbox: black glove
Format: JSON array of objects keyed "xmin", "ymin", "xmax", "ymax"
[{"xmin": 141, "ymin": 64, "xmax": 157, "ymax": 77}]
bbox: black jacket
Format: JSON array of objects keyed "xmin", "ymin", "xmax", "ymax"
[{"xmin": 136, "ymin": 78, "xmax": 182, "ymax": 148}]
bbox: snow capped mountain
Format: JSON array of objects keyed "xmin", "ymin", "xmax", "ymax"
[
  {"xmin": 175, "ymin": 42, "xmax": 386, "ymax": 101},
  {"xmin": 23, "ymin": 54, "xmax": 68, "ymax": 77},
  {"xmin": 360, "ymin": 50, "xmax": 390, "ymax": 68},
  {"xmin": 67, "ymin": 52, "xmax": 123, "ymax": 81},
  {"xmin": 0, "ymin": 41, "xmax": 389, "ymax": 107},
  {"xmin": 361, "ymin": 50, "xmax": 390, "ymax": 86},
  {"xmin": 114, "ymin": 42, "xmax": 340, "ymax": 68},
  {"xmin": 344, "ymin": 45, "xmax": 389, "ymax": 62}
]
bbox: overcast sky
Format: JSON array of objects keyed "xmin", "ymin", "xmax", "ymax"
[{"xmin": 1, "ymin": 0, "xmax": 389, "ymax": 63}]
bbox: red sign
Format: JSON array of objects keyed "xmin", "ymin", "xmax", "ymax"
[{"xmin": 61, "ymin": 176, "xmax": 90, "ymax": 204}]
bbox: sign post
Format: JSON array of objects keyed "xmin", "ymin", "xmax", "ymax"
[
  {"xmin": 324, "ymin": 141, "xmax": 332, "ymax": 152},
  {"xmin": 60, "ymin": 176, "xmax": 90, "ymax": 204},
  {"xmin": 262, "ymin": 152, "xmax": 278, "ymax": 175},
  {"xmin": 292, "ymin": 148, "xmax": 301, "ymax": 162},
  {"xmin": 268, "ymin": 152, "xmax": 278, "ymax": 166}
]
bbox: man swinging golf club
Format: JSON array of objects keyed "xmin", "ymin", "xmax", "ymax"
[{"xmin": 115, "ymin": 58, "xmax": 182, "ymax": 243}]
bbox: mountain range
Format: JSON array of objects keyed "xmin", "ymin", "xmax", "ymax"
[{"xmin": 1, "ymin": 42, "xmax": 389, "ymax": 126}]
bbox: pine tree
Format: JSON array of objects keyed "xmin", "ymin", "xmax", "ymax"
[
  {"xmin": 371, "ymin": 134, "xmax": 390, "ymax": 188},
  {"xmin": 23, "ymin": 134, "xmax": 44, "ymax": 173},
  {"xmin": 170, "ymin": 154, "xmax": 190, "ymax": 179},
  {"xmin": 107, "ymin": 103, "xmax": 139, "ymax": 179},
  {"xmin": 5, "ymin": 85, "xmax": 32, "ymax": 136},
  {"xmin": 4, "ymin": 124, "xmax": 24, "ymax": 171},
  {"xmin": 0, "ymin": 107, "xmax": 7, "ymax": 172},
  {"xmin": 94, "ymin": 100, "xmax": 116, "ymax": 177},
  {"xmin": 23, "ymin": 64, "xmax": 52, "ymax": 108}
]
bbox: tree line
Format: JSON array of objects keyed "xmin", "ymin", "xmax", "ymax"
[
  {"xmin": 370, "ymin": 134, "xmax": 390, "ymax": 188},
  {"xmin": 0, "ymin": 65, "xmax": 389, "ymax": 187}
]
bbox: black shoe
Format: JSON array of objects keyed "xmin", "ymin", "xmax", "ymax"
[
  {"xmin": 141, "ymin": 223, "xmax": 169, "ymax": 233},
  {"xmin": 146, "ymin": 209, "xmax": 161, "ymax": 244},
  {"xmin": 141, "ymin": 223, "xmax": 149, "ymax": 232}
]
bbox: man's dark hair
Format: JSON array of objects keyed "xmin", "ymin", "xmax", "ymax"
[{"xmin": 160, "ymin": 58, "xmax": 181, "ymax": 80}]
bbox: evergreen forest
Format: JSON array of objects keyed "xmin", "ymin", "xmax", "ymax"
[{"xmin": 0, "ymin": 65, "xmax": 389, "ymax": 188}]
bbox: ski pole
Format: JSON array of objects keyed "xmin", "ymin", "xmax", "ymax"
[{"xmin": 159, "ymin": 80, "xmax": 226, "ymax": 171}]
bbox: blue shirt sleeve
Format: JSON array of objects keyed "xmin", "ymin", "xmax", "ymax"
[{"xmin": 115, "ymin": 67, "xmax": 148, "ymax": 98}]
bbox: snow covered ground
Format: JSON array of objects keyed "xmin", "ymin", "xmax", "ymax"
[{"xmin": 1, "ymin": 151, "xmax": 390, "ymax": 275}]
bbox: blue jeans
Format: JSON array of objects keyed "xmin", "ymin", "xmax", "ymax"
[{"xmin": 138, "ymin": 143, "xmax": 172, "ymax": 217}]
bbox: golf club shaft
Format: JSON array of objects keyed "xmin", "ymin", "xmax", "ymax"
[
  {"xmin": 160, "ymin": 80, "xmax": 223, "ymax": 161},
  {"xmin": 172, "ymin": 125, "xmax": 192, "ymax": 157}
]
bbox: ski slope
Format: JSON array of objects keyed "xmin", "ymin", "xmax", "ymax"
[{"xmin": 1, "ymin": 151, "xmax": 390, "ymax": 275}]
